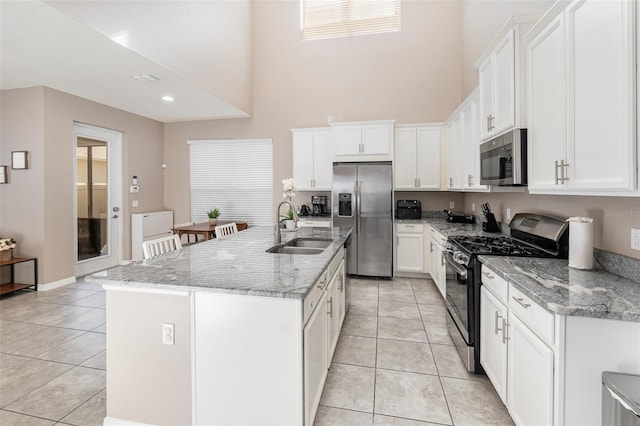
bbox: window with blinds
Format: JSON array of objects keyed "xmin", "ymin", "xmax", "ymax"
[
  {"xmin": 189, "ymin": 139, "xmax": 273, "ymax": 227},
  {"xmin": 302, "ymin": 0, "xmax": 400, "ymax": 41}
]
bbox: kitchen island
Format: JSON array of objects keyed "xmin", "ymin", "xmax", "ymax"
[{"xmin": 87, "ymin": 226, "xmax": 351, "ymax": 426}]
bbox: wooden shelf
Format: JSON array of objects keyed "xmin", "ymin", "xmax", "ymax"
[{"xmin": 0, "ymin": 256, "xmax": 37, "ymax": 296}]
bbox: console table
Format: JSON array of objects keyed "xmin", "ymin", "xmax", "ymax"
[{"xmin": 0, "ymin": 257, "xmax": 38, "ymax": 295}]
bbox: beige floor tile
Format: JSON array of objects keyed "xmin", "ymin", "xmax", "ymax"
[
  {"xmin": 1, "ymin": 327, "xmax": 84, "ymax": 358},
  {"xmin": 441, "ymin": 377, "xmax": 513, "ymax": 425},
  {"xmin": 418, "ymin": 304, "xmax": 447, "ymax": 324},
  {"xmin": 64, "ymin": 282, "xmax": 105, "ymax": 292},
  {"xmin": 60, "ymin": 388, "xmax": 105, "ymax": 426},
  {"xmin": 31, "ymin": 289, "xmax": 99, "ymax": 305},
  {"xmin": 423, "ymin": 322, "xmax": 453, "ymax": 345},
  {"xmin": 350, "ymin": 286, "xmax": 379, "ymax": 302},
  {"xmin": 80, "ymin": 350, "xmax": 106, "ymax": 370},
  {"xmin": 0, "ymin": 354, "xmax": 30, "ymax": 373},
  {"xmin": 0, "ymin": 302, "xmax": 59, "ymax": 322},
  {"xmin": 5, "ymin": 366, "xmax": 105, "ymax": 421},
  {"xmin": 413, "ymin": 289, "xmax": 444, "ymax": 306},
  {"xmin": 37, "ymin": 332, "xmax": 105, "ymax": 365},
  {"xmin": 315, "ymin": 406, "xmax": 374, "ymax": 425},
  {"xmin": 332, "ymin": 336, "xmax": 376, "ymax": 367},
  {"xmin": 373, "ymin": 414, "xmax": 443, "ymax": 425},
  {"xmin": 374, "ymin": 369, "xmax": 452, "ymax": 425},
  {"xmin": 378, "ymin": 287, "xmax": 415, "ymax": 304},
  {"xmin": 349, "ymin": 298, "xmax": 378, "ymax": 317},
  {"xmin": 378, "ymin": 301, "xmax": 421, "ymax": 320},
  {"xmin": 0, "ymin": 322, "xmax": 50, "ymax": 347},
  {"xmin": 409, "ymin": 278, "xmax": 437, "ymax": 291},
  {"xmin": 0, "ymin": 409, "xmax": 56, "ymax": 425},
  {"xmin": 56, "ymin": 309, "xmax": 105, "ymax": 331},
  {"xmin": 22, "ymin": 306, "xmax": 94, "ymax": 328},
  {"xmin": 377, "ymin": 318, "xmax": 427, "ymax": 343},
  {"xmin": 341, "ymin": 314, "xmax": 378, "ymax": 338},
  {"xmin": 90, "ymin": 324, "xmax": 106, "ymax": 334},
  {"xmin": 431, "ymin": 344, "xmax": 484, "ymax": 381},
  {"xmin": 350, "ymin": 279, "xmax": 380, "ymax": 290},
  {"xmin": 68, "ymin": 293, "xmax": 105, "ymax": 308},
  {"xmin": 320, "ymin": 364, "xmax": 375, "ymax": 413},
  {"xmin": 0, "ymin": 358, "xmax": 72, "ymax": 407},
  {"xmin": 376, "ymin": 339, "xmax": 437, "ymax": 375}
]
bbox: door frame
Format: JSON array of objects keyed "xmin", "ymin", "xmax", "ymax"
[{"xmin": 73, "ymin": 122, "xmax": 123, "ymax": 276}]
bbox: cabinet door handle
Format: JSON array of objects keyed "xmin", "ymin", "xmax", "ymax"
[
  {"xmin": 487, "ymin": 115, "xmax": 491, "ymax": 132},
  {"xmin": 494, "ymin": 311, "xmax": 503, "ymax": 335},
  {"xmin": 449, "ymin": 177, "xmax": 453, "ymax": 187},
  {"xmin": 441, "ymin": 252, "xmax": 445, "ymax": 267},
  {"xmin": 561, "ymin": 160, "xmax": 570, "ymax": 182},
  {"xmin": 513, "ymin": 296, "xmax": 531, "ymax": 309},
  {"xmin": 502, "ymin": 319, "xmax": 509, "ymax": 343},
  {"xmin": 417, "ymin": 177, "xmax": 421, "ymax": 187},
  {"xmin": 555, "ymin": 160, "xmax": 560, "ymax": 185},
  {"xmin": 482, "ymin": 271, "xmax": 494, "ymax": 280},
  {"xmin": 430, "ymin": 242, "xmax": 434, "ymax": 253},
  {"xmin": 328, "ymin": 297, "xmax": 333, "ymax": 317}
]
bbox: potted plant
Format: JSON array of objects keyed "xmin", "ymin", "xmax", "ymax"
[
  {"xmin": 207, "ymin": 208, "xmax": 220, "ymax": 225},
  {"xmin": 0, "ymin": 238, "xmax": 16, "ymax": 261}
]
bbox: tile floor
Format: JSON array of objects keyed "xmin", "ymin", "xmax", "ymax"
[
  {"xmin": 314, "ymin": 277, "xmax": 514, "ymax": 426},
  {"xmin": 0, "ymin": 276, "xmax": 513, "ymax": 425},
  {"xmin": 0, "ymin": 279, "xmax": 106, "ymax": 425}
]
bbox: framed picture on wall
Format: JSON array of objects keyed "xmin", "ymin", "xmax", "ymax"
[
  {"xmin": 0, "ymin": 166, "xmax": 7, "ymax": 183},
  {"xmin": 11, "ymin": 151, "xmax": 28, "ymax": 170}
]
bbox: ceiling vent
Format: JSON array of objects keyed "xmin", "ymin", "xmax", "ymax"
[{"xmin": 130, "ymin": 74, "xmax": 159, "ymax": 82}]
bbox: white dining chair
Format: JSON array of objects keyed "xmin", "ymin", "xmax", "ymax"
[
  {"xmin": 142, "ymin": 234, "xmax": 183, "ymax": 259},
  {"xmin": 215, "ymin": 223, "xmax": 238, "ymax": 239}
]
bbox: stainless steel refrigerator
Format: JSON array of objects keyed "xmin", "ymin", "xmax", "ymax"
[{"xmin": 332, "ymin": 162, "xmax": 393, "ymax": 277}]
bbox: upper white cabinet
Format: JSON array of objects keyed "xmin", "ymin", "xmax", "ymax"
[
  {"xmin": 394, "ymin": 124, "xmax": 442, "ymax": 190},
  {"xmin": 292, "ymin": 128, "xmax": 333, "ymax": 191},
  {"xmin": 331, "ymin": 120, "xmax": 395, "ymax": 162},
  {"xmin": 526, "ymin": 0, "xmax": 637, "ymax": 195},
  {"xmin": 476, "ymin": 16, "xmax": 540, "ymax": 141},
  {"xmin": 445, "ymin": 89, "xmax": 489, "ymax": 192}
]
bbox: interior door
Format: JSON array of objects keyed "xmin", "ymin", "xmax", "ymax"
[{"xmin": 74, "ymin": 123, "xmax": 122, "ymax": 276}]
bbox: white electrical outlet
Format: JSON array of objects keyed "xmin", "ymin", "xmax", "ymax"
[
  {"xmin": 471, "ymin": 203, "xmax": 475, "ymax": 212},
  {"xmin": 506, "ymin": 208, "xmax": 511, "ymax": 220},
  {"xmin": 449, "ymin": 201, "xmax": 455, "ymax": 209},
  {"xmin": 162, "ymin": 323, "xmax": 175, "ymax": 345},
  {"xmin": 631, "ymin": 228, "xmax": 640, "ymax": 251}
]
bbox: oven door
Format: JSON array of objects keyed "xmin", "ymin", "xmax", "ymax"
[{"xmin": 444, "ymin": 251, "xmax": 471, "ymax": 344}]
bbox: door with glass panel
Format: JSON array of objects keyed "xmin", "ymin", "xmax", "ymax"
[{"xmin": 74, "ymin": 123, "xmax": 122, "ymax": 276}]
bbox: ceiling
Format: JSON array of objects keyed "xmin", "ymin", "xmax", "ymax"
[{"xmin": 0, "ymin": 0, "xmax": 251, "ymax": 123}]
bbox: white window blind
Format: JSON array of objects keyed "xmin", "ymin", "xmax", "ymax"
[
  {"xmin": 302, "ymin": 0, "xmax": 400, "ymax": 41},
  {"xmin": 189, "ymin": 139, "xmax": 273, "ymax": 226}
]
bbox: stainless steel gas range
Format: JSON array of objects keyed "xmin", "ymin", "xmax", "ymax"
[{"xmin": 443, "ymin": 213, "xmax": 569, "ymax": 373}]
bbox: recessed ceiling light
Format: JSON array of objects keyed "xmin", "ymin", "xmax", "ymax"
[
  {"xmin": 162, "ymin": 96, "xmax": 174, "ymax": 102},
  {"xmin": 131, "ymin": 74, "xmax": 159, "ymax": 82}
]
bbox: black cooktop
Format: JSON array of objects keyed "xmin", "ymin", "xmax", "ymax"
[{"xmin": 449, "ymin": 235, "xmax": 551, "ymax": 257}]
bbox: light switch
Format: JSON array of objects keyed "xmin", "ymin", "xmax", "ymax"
[
  {"xmin": 132, "ymin": 200, "xmax": 138, "ymax": 208},
  {"xmin": 129, "ymin": 185, "xmax": 139, "ymax": 193}
]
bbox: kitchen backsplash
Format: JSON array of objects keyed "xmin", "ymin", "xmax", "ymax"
[{"xmin": 594, "ymin": 249, "xmax": 640, "ymax": 283}]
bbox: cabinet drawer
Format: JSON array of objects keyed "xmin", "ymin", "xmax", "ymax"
[
  {"xmin": 481, "ymin": 265, "xmax": 508, "ymax": 304},
  {"xmin": 397, "ymin": 223, "xmax": 423, "ymax": 233},
  {"xmin": 297, "ymin": 220, "xmax": 332, "ymax": 228},
  {"xmin": 429, "ymin": 227, "xmax": 447, "ymax": 245},
  {"xmin": 508, "ymin": 284, "xmax": 554, "ymax": 345},
  {"xmin": 304, "ymin": 272, "xmax": 329, "ymax": 324}
]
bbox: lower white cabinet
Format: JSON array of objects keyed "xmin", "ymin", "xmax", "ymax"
[
  {"xmin": 304, "ymin": 290, "xmax": 328, "ymax": 426},
  {"xmin": 429, "ymin": 227, "xmax": 446, "ymax": 298},
  {"xmin": 396, "ymin": 224, "xmax": 424, "ymax": 273},
  {"xmin": 480, "ymin": 286, "xmax": 508, "ymax": 403},
  {"xmin": 507, "ymin": 312, "xmax": 554, "ymax": 426},
  {"xmin": 326, "ymin": 259, "xmax": 346, "ymax": 361}
]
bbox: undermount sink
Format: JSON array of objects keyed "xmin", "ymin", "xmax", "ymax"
[
  {"xmin": 284, "ymin": 238, "xmax": 332, "ymax": 249},
  {"xmin": 266, "ymin": 238, "xmax": 332, "ymax": 255},
  {"xmin": 266, "ymin": 246, "xmax": 324, "ymax": 255}
]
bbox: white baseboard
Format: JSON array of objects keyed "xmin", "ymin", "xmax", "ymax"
[
  {"xmin": 103, "ymin": 416, "xmax": 154, "ymax": 426},
  {"xmin": 394, "ymin": 271, "xmax": 432, "ymax": 279},
  {"xmin": 37, "ymin": 276, "xmax": 76, "ymax": 291}
]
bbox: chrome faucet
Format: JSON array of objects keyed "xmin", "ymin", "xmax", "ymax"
[{"xmin": 274, "ymin": 200, "xmax": 299, "ymax": 244}]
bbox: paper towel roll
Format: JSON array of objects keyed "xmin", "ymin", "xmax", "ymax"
[{"xmin": 567, "ymin": 217, "xmax": 593, "ymax": 270}]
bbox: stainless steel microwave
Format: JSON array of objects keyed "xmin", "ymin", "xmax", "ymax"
[{"xmin": 480, "ymin": 129, "xmax": 527, "ymax": 186}]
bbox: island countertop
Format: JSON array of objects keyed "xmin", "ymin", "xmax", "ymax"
[
  {"xmin": 87, "ymin": 226, "xmax": 352, "ymax": 299},
  {"xmin": 478, "ymin": 255, "xmax": 640, "ymax": 322}
]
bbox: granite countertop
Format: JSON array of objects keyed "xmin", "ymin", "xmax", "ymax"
[
  {"xmin": 478, "ymin": 256, "xmax": 640, "ymax": 322},
  {"xmin": 396, "ymin": 218, "xmax": 503, "ymax": 238},
  {"xmin": 87, "ymin": 226, "xmax": 352, "ymax": 299}
]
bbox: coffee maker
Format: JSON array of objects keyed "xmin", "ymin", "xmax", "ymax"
[{"xmin": 311, "ymin": 195, "xmax": 329, "ymax": 216}]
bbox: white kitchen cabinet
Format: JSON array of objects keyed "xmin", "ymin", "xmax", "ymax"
[
  {"xmin": 292, "ymin": 128, "xmax": 332, "ymax": 191},
  {"xmin": 429, "ymin": 227, "xmax": 446, "ymax": 298},
  {"xmin": 526, "ymin": 0, "xmax": 637, "ymax": 195},
  {"xmin": 394, "ymin": 125, "xmax": 442, "ymax": 190},
  {"xmin": 480, "ymin": 286, "xmax": 508, "ymax": 404},
  {"xmin": 445, "ymin": 89, "xmax": 489, "ymax": 192},
  {"xmin": 331, "ymin": 120, "xmax": 394, "ymax": 162},
  {"xmin": 476, "ymin": 16, "xmax": 540, "ymax": 141},
  {"xmin": 304, "ymin": 289, "xmax": 328, "ymax": 426},
  {"xmin": 326, "ymin": 259, "xmax": 345, "ymax": 362},
  {"xmin": 507, "ymin": 312, "xmax": 554, "ymax": 426},
  {"xmin": 395, "ymin": 223, "xmax": 424, "ymax": 273}
]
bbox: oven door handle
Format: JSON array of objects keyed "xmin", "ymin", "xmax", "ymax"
[{"xmin": 444, "ymin": 251, "xmax": 468, "ymax": 276}]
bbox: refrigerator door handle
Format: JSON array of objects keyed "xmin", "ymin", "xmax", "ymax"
[{"xmin": 356, "ymin": 181, "xmax": 361, "ymax": 235}]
